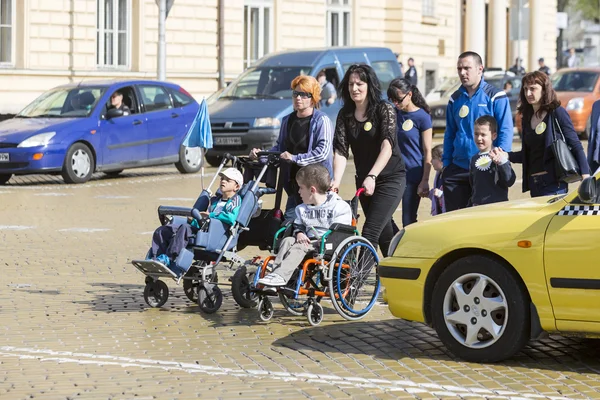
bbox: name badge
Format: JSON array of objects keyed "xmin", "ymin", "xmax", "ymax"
[
  {"xmin": 364, "ymin": 121, "xmax": 372, "ymax": 131},
  {"xmin": 535, "ymin": 122, "xmax": 546, "ymax": 135},
  {"xmin": 459, "ymin": 105, "xmax": 469, "ymax": 118},
  {"xmin": 402, "ymin": 119, "xmax": 414, "ymax": 131}
]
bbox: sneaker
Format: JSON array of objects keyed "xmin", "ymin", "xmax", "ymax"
[
  {"xmin": 156, "ymin": 254, "xmax": 171, "ymax": 267},
  {"xmin": 259, "ymin": 273, "xmax": 287, "ymax": 287}
]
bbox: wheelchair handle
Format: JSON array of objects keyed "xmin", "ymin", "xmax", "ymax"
[
  {"xmin": 257, "ymin": 151, "xmax": 281, "ymax": 157},
  {"xmin": 191, "ymin": 208, "xmax": 203, "ymax": 222},
  {"xmin": 355, "ymin": 188, "xmax": 366, "ymax": 198}
]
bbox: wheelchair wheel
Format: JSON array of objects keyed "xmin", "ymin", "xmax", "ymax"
[
  {"xmin": 231, "ymin": 265, "xmax": 257, "ymax": 308},
  {"xmin": 278, "ymin": 293, "xmax": 306, "ymax": 316},
  {"xmin": 328, "ymin": 237, "xmax": 380, "ymax": 320},
  {"xmin": 257, "ymin": 297, "xmax": 274, "ymax": 322},
  {"xmin": 306, "ymin": 301, "xmax": 324, "ymax": 326},
  {"xmin": 182, "ymin": 279, "xmax": 200, "ymax": 303},
  {"xmin": 143, "ymin": 280, "xmax": 169, "ymax": 308},
  {"xmin": 197, "ymin": 283, "xmax": 223, "ymax": 314}
]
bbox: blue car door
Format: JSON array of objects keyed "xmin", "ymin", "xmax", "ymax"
[
  {"xmin": 100, "ymin": 85, "xmax": 149, "ymax": 166},
  {"xmin": 138, "ymin": 84, "xmax": 179, "ymax": 161}
]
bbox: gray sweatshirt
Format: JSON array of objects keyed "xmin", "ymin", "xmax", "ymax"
[{"xmin": 293, "ymin": 192, "xmax": 352, "ymax": 239}]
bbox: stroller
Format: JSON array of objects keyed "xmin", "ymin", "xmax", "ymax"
[
  {"xmin": 131, "ymin": 152, "xmax": 283, "ymax": 314},
  {"xmin": 249, "ymin": 188, "xmax": 381, "ymax": 326}
]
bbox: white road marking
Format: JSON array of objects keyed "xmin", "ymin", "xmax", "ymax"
[
  {"xmin": 0, "ymin": 225, "xmax": 35, "ymax": 230},
  {"xmin": 158, "ymin": 197, "xmax": 195, "ymax": 201},
  {"xmin": 0, "ymin": 190, "xmax": 12, "ymax": 194},
  {"xmin": 0, "ymin": 346, "xmax": 577, "ymax": 400},
  {"xmin": 34, "ymin": 192, "xmax": 73, "ymax": 196},
  {"xmin": 95, "ymin": 195, "xmax": 132, "ymax": 199},
  {"xmin": 57, "ymin": 228, "xmax": 111, "ymax": 233},
  {"xmin": 139, "ymin": 231, "xmax": 155, "ymax": 235}
]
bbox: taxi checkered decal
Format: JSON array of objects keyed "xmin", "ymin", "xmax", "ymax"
[{"xmin": 557, "ymin": 205, "xmax": 600, "ymax": 216}]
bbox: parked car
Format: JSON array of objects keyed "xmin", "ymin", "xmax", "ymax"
[
  {"xmin": 379, "ymin": 174, "xmax": 600, "ymax": 363},
  {"xmin": 428, "ymin": 73, "xmax": 520, "ymax": 136},
  {"xmin": 424, "ymin": 77, "xmax": 459, "ymax": 103},
  {"xmin": 516, "ymin": 68, "xmax": 600, "ymax": 139},
  {"xmin": 205, "ymin": 47, "xmax": 402, "ymax": 166},
  {"xmin": 0, "ymin": 80, "xmax": 202, "ymax": 184}
]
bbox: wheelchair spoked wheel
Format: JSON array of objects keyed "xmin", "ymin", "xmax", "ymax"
[
  {"xmin": 328, "ymin": 237, "xmax": 381, "ymax": 321},
  {"xmin": 306, "ymin": 301, "xmax": 324, "ymax": 326},
  {"xmin": 257, "ymin": 297, "xmax": 274, "ymax": 322},
  {"xmin": 197, "ymin": 283, "xmax": 223, "ymax": 314},
  {"xmin": 182, "ymin": 279, "xmax": 200, "ymax": 303},
  {"xmin": 231, "ymin": 265, "xmax": 258, "ymax": 308},
  {"xmin": 278, "ymin": 292, "xmax": 307, "ymax": 316},
  {"xmin": 143, "ymin": 280, "xmax": 169, "ymax": 308}
]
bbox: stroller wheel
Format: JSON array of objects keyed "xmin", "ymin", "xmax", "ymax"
[
  {"xmin": 143, "ymin": 280, "xmax": 169, "ymax": 308},
  {"xmin": 257, "ymin": 297, "xmax": 274, "ymax": 322},
  {"xmin": 307, "ymin": 301, "xmax": 324, "ymax": 326},
  {"xmin": 197, "ymin": 283, "xmax": 223, "ymax": 314},
  {"xmin": 182, "ymin": 279, "xmax": 200, "ymax": 303},
  {"xmin": 231, "ymin": 266, "xmax": 257, "ymax": 308}
]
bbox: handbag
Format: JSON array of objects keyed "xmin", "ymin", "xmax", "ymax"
[{"xmin": 550, "ymin": 112, "xmax": 582, "ymax": 184}]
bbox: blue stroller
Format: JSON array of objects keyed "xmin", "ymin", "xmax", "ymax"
[{"xmin": 131, "ymin": 152, "xmax": 282, "ymax": 313}]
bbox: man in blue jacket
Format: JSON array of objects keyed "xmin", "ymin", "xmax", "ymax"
[
  {"xmin": 442, "ymin": 51, "xmax": 514, "ymax": 211},
  {"xmin": 587, "ymin": 99, "xmax": 600, "ymax": 174}
]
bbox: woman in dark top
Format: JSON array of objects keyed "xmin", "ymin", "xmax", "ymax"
[
  {"xmin": 331, "ymin": 64, "xmax": 406, "ymax": 256},
  {"xmin": 250, "ymin": 75, "xmax": 334, "ymax": 219},
  {"xmin": 506, "ymin": 71, "xmax": 589, "ymax": 197},
  {"xmin": 387, "ymin": 78, "xmax": 432, "ymax": 227}
]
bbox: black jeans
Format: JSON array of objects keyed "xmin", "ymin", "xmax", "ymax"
[
  {"xmin": 442, "ymin": 163, "xmax": 471, "ymax": 212},
  {"xmin": 356, "ymin": 174, "xmax": 405, "ymax": 257}
]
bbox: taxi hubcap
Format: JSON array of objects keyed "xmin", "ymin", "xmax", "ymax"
[
  {"xmin": 71, "ymin": 149, "xmax": 91, "ymax": 178},
  {"xmin": 443, "ymin": 273, "xmax": 508, "ymax": 349}
]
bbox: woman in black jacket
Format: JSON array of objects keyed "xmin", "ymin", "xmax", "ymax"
[
  {"xmin": 331, "ymin": 64, "xmax": 405, "ymax": 256},
  {"xmin": 506, "ymin": 71, "xmax": 590, "ymax": 197}
]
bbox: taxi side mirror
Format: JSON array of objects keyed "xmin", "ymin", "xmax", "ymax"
[{"xmin": 577, "ymin": 176, "xmax": 597, "ymax": 204}]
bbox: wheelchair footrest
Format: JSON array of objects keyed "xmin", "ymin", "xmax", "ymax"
[{"xmin": 132, "ymin": 259, "xmax": 179, "ymax": 279}]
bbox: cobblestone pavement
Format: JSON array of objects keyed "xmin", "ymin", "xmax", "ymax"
[{"xmin": 1, "ymin": 140, "xmax": 600, "ymax": 399}]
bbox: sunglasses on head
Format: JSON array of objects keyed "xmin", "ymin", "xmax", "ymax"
[{"xmin": 292, "ymin": 90, "xmax": 312, "ymax": 99}]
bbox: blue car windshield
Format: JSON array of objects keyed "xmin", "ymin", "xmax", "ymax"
[
  {"xmin": 17, "ymin": 87, "xmax": 107, "ymax": 118},
  {"xmin": 221, "ymin": 66, "xmax": 312, "ymax": 99}
]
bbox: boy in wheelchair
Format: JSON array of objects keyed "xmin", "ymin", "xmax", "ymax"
[
  {"xmin": 149, "ymin": 168, "xmax": 244, "ymax": 268},
  {"xmin": 258, "ymin": 164, "xmax": 351, "ymax": 289}
]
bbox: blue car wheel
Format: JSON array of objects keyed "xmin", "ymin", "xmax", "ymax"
[{"xmin": 62, "ymin": 142, "xmax": 95, "ymax": 184}]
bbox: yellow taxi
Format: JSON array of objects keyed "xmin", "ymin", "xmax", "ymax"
[{"xmin": 379, "ymin": 175, "xmax": 600, "ymax": 363}]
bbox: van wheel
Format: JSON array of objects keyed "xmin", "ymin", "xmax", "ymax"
[
  {"xmin": 0, "ymin": 174, "xmax": 11, "ymax": 185},
  {"xmin": 175, "ymin": 145, "xmax": 202, "ymax": 173},
  {"xmin": 205, "ymin": 155, "xmax": 221, "ymax": 167},
  {"xmin": 431, "ymin": 255, "xmax": 529, "ymax": 363},
  {"xmin": 62, "ymin": 143, "xmax": 95, "ymax": 184}
]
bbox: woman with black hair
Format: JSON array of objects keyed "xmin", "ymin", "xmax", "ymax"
[
  {"xmin": 387, "ymin": 78, "xmax": 432, "ymax": 226},
  {"xmin": 331, "ymin": 64, "xmax": 406, "ymax": 256}
]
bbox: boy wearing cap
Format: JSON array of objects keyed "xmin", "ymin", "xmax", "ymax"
[{"xmin": 150, "ymin": 168, "xmax": 243, "ymax": 267}]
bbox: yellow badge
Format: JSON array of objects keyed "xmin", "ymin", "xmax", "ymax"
[
  {"xmin": 535, "ymin": 121, "xmax": 546, "ymax": 135},
  {"xmin": 475, "ymin": 154, "xmax": 492, "ymax": 171},
  {"xmin": 364, "ymin": 121, "xmax": 372, "ymax": 131},
  {"xmin": 459, "ymin": 105, "xmax": 469, "ymax": 118},
  {"xmin": 402, "ymin": 119, "xmax": 414, "ymax": 131}
]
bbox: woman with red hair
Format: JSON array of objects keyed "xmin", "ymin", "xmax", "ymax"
[
  {"xmin": 497, "ymin": 71, "xmax": 590, "ymax": 197},
  {"xmin": 250, "ymin": 75, "xmax": 334, "ymax": 218}
]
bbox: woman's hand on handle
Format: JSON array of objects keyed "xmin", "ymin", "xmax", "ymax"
[
  {"xmin": 249, "ymin": 148, "xmax": 261, "ymax": 160},
  {"xmin": 362, "ymin": 176, "xmax": 376, "ymax": 196}
]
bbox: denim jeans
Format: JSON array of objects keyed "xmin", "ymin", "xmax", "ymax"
[
  {"xmin": 283, "ymin": 193, "xmax": 302, "ymax": 221},
  {"xmin": 528, "ymin": 174, "xmax": 568, "ymax": 198},
  {"xmin": 402, "ymin": 182, "xmax": 421, "ymax": 227}
]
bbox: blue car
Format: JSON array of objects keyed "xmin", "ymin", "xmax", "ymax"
[{"xmin": 0, "ymin": 80, "xmax": 202, "ymax": 184}]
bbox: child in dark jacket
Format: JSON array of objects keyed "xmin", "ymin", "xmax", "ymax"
[
  {"xmin": 469, "ymin": 116, "xmax": 516, "ymax": 206},
  {"xmin": 428, "ymin": 144, "xmax": 446, "ymax": 215},
  {"xmin": 150, "ymin": 168, "xmax": 243, "ymax": 267}
]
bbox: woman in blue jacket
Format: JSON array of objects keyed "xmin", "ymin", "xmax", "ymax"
[
  {"xmin": 507, "ymin": 71, "xmax": 590, "ymax": 197},
  {"xmin": 250, "ymin": 75, "xmax": 334, "ymax": 219}
]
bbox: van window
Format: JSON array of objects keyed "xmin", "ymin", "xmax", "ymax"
[
  {"xmin": 224, "ymin": 66, "xmax": 312, "ymax": 99},
  {"xmin": 371, "ymin": 61, "xmax": 398, "ymax": 92}
]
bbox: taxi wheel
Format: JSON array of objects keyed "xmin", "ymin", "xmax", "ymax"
[
  {"xmin": 431, "ymin": 255, "xmax": 529, "ymax": 363},
  {"xmin": 62, "ymin": 142, "xmax": 95, "ymax": 184},
  {"xmin": 175, "ymin": 145, "xmax": 202, "ymax": 173},
  {"xmin": 0, "ymin": 174, "xmax": 11, "ymax": 185}
]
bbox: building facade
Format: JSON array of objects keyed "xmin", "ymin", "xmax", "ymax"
[{"xmin": 0, "ymin": 0, "xmax": 556, "ymax": 114}]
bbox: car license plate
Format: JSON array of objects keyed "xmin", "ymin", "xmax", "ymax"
[
  {"xmin": 0, "ymin": 153, "xmax": 8, "ymax": 162},
  {"xmin": 214, "ymin": 137, "xmax": 242, "ymax": 146}
]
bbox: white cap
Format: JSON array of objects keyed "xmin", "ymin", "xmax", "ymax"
[{"xmin": 219, "ymin": 167, "xmax": 244, "ymax": 188}]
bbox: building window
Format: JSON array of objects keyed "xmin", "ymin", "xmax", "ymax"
[
  {"xmin": 422, "ymin": 0, "xmax": 434, "ymax": 17},
  {"xmin": 97, "ymin": 0, "xmax": 130, "ymax": 68},
  {"xmin": 0, "ymin": 0, "xmax": 13, "ymax": 64},
  {"xmin": 327, "ymin": 0, "xmax": 350, "ymax": 47},
  {"xmin": 244, "ymin": 0, "xmax": 273, "ymax": 69}
]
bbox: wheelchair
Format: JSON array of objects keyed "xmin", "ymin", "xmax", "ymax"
[
  {"xmin": 250, "ymin": 189, "xmax": 382, "ymax": 326},
  {"xmin": 131, "ymin": 152, "xmax": 282, "ymax": 314}
]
